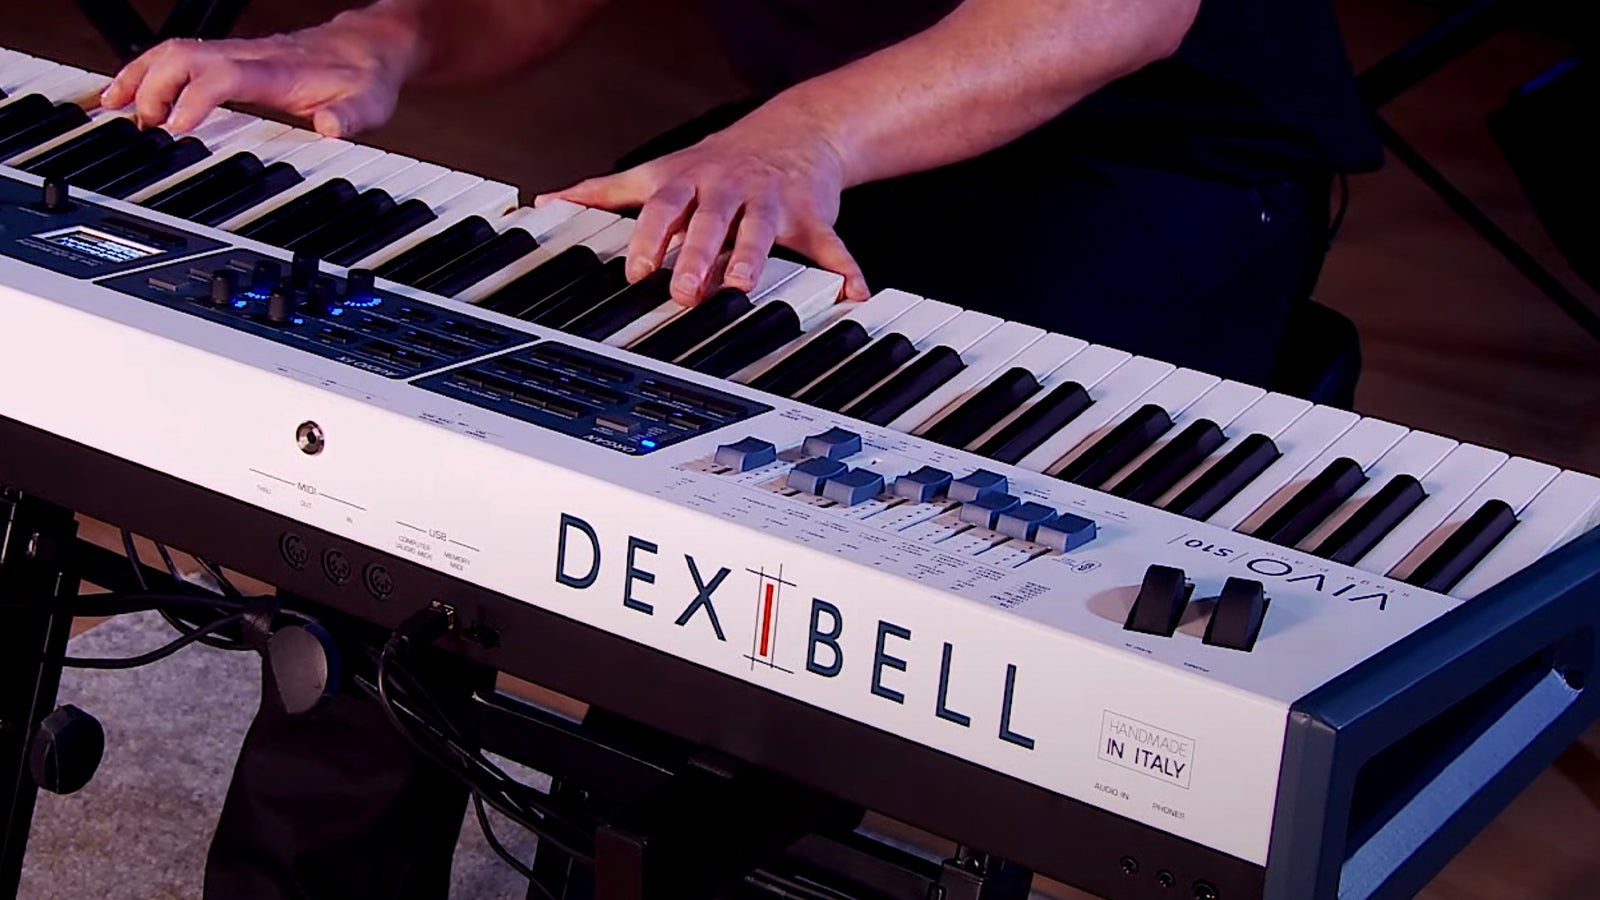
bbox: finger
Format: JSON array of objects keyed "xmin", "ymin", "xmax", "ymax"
[
  {"xmin": 669, "ymin": 190, "xmax": 741, "ymax": 305},
  {"xmin": 309, "ymin": 91, "xmax": 393, "ymax": 138},
  {"xmin": 788, "ymin": 225, "xmax": 869, "ymax": 300},
  {"xmin": 540, "ymin": 170, "xmax": 652, "ymax": 211},
  {"xmin": 624, "ymin": 181, "xmax": 695, "ymax": 283},
  {"xmin": 102, "ymin": 50, "xmax": 158, "ymax": 109},
  {"xmin": 723, "ymin": 200, "xmax": 779, "ymax": 294},
  {"xmin": 131, "ymin": 50, "xmax": 197, "ymax": 130},
  {"xmin": 164, "ymin": 63, "xmax": 243, "ymax": 133}
]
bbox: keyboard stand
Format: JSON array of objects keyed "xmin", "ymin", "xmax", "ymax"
[
  {"xmin": 0, "ymin": 492, "xmax": 79, "ymax": 900},
  {"xmin": 73, "ymin": 0, "xmax": 251, "ymax": 62}
]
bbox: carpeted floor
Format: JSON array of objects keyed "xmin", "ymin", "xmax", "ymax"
[{"xmin": 17, "ymin": 612, "xmax": 540, "ymax": 900}]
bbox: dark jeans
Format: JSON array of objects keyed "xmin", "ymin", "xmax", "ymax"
[{"xmin": 204, "ymin": 109, "xmax": 1335, "ymax": 900}]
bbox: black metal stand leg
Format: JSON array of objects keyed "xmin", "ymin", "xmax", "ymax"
[
  {"xmin": 0, "ymin": 490, "xmax": 80, "ymax": 898},
  {"xmin": 74, "ymin": 0, "xmax": 252, "ymax": 62}
]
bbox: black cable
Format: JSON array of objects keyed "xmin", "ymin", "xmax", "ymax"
[
  {"xmin": 474, "ymin": 793, "xmax": 564, "ymax": 900},
  {"xmin": 120, "ymin": 529, "xmax": 150, "ymax": 592},
  {"xmin": 154, "ymin": 542, "xmax": 182, "ymax": 582},
  {"xmin": 65, "ymin": 611, "xmax": 250, "ymax": 669},
  {"xmin": 195, "ymin": 557, "xmax": 243, "ymax": 598},
  {"xmin": 372, "ymin": 609, "xmax": 596, "ymax": 866}
]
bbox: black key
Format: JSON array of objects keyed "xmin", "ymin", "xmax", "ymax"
[
  {"xmin": 0, "ymin": 95, "xmax": 54, "ymax": 140},
  {"xmin": 287, "ymin": 189, "xmax": 395, "ymax": 256},
  {"xmin": 237, "ymin": 178, "xmax": 359, "ymax": 245},
  {"xmin": 23, "ymin": 117, "xmax": 140, "ymax": 180},
  {"xmin": 190, "ymin": 161, "xmax": 305, "ymax": 227},
  {"xmin": 748, "ymin": 320, "xmax": 871, "ymax": 397},
  {"xmin": 796, "ymin": 333, "xmax": 916, "ymax": 409},
  {"xmin": 1111, "ymin": 419, "xmax": 1228, "ymax": 504},
  {"xmin": 69, "ymin": 128, "xmax": 174, "ymax": 191},
  {"xmin": 144, "ymin": 151, "xmax": 263, "ymax": 218},
  {"xmin": 563, "ymin": 269, "xmax": 675, "ymax": 339},
  {"xmin": 680, "ymin": 302, "xmax": 803, "ymax": 377},
  {"xmin": 96, "ymin": 135, "xmax": 208, "ymax": 199},
  {"xmin": 1405, "ymin": 500, "xmax": 1518, "ymax": 593},
  {"xmin": 325, "ymin": 198, "xmax": 436, "ymax": 266},
  {"xmin": 0, "ymin": 103, "xmax": 89, "ymax": 161},
  {"xmin": 412, "ymin": 227, "xmax": 539, "ymax": 297},
  {"xmin": 1314, "ymin": 474, "xmax": 1428, "ymax": 565},
  {"xmin": 1165, "ymin": 433, "xmax": 1280, "ymax": 520},
  {"xmin": 373, "ymin": 216, "xmax": 495, "ymax": 285},
  {"xmin": 479, "ymin": 244, "xmax": 603, "ymax": 317},
  {"xmin": 524, "ymin": 257, "xmax": 631, "ymax": 326},
  {"xmin": 630, "ymin": 287, "xmax": 753, "ymax": 361},
  {"xmin": 1252, "ymin": 457, "xmax": 1368, "ymax": 546},
  {"xmin": 842, "ymin": 345, "xmax": 966, "ymax": 425},
  {"xmin": 921, "ymin": 367, "xmax": 1040, "ymax": 449},
  {"xmin": 973, "ymin": 381, "xmax": 1093, "ymax": 464},
  {"xmin": 1056, "ymin": 404, "xmax": 1173, "ymax": 487}
]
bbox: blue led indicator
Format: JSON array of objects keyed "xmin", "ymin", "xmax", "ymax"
[
  {"xmin": 640, "ymin": 439, "xmax": 658, "ymax": 449},
  {"xmin": 343, "ymin": 295, "xmax": 382, "ymax": 309},
  {"xmin": 232, "ymin": 299, "xmax": 249, "ymax": 309},
  {"xmin": 291, "ymin": 317, "xmax": 304, "ymax": 325},
  {"xmin": 329, "ymin": 308, "xmax": 345, "ymax": 316}
]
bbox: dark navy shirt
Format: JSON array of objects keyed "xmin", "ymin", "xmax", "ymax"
[{"xmin": 701, "ymin": 0, "xmax": 1382, "ymax": 182}]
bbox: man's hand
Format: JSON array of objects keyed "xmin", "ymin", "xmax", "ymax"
[
  {"xmin": 101, "ymin": 10, "xmax": 421, "ymax": 136},
  {"xmin": 540, "ymin": 104, "xmax": 871, "ymax": 307}
]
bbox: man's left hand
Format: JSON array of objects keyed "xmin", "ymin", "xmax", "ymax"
[{"xmin": 538, "ymin": 106, "xmax": 870, "ymax": 306}]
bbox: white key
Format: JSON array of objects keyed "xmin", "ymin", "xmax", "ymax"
[
  {"xmin": 9, "ymin": 68, "xmax": 107, "ymax": 106},
  {"xmin": 1045, "ymin": 367, "xmax": 1218, "ymax": 479},
  {"xmin": 896, "ymin": 322, "xmax": 1047, "ymax": 434},
  {"xmin": 1204, "ymin": 405, "xmax": 1358, "ymax": 530},
  {"xmin": 732, "ymin": 288, "xmax": 924, "ymax": 386},
  {"xmin": 1101, "ymin": 380, "xmax": 1266, "ymax": 494},
  {"xmin": 389, "ymin": 169, "xmax": 480, "ymax": 207},
  {"xmin": 1236, "ymin": 417, "xmax": 1408, "ymax": 536},
  {"xmin": 1450, "ymin": 470, "xmax": 1600, "ymax": 598},
  {"xmin": 1353, "ymin": 443, "xmax": 1507, "ymax": 576},
  {"xmin": 1295, "ymin": 430, "xmax": 1457, "ymax": 554},
  {"xmin": 217, "ymin": 145, "xmax": 398, "ymax": 231},
  {"xmin": 6, "ymin": 104, "xmax": 252, "ymax": 171},
  {"xmin": 1015, "ymin": 353, "xmax": 1170, "ymax": 473},
  {"xmin": 1388, "ymin": 456, "xmax": 1559, "ymax": 583},
  {"xmin": 1156, "ymin": 392, "xmax": 1311, "ymax": 510},
  {"xmin": 452, "ymin": 201, "xmax": 602, "ymax": 302},
  {"xmin": 347, "ymin": 180, "xmax": 520, "ymax": 270},
  {"xmin": 365, "ymin": 161, "xmax": 453, "ymax": 204},
  {"xmin": 966, "ymin": 340, "xmax": 1119, "ymax": 453},
  {"xmin": 0, "ymin": 54, "xmax": 59, "ymax": 95},
  {"xmin": 837, "ymin": 310, "xmax": 1003, "ymax": 415},
  {"xmin": 125, "ymin": 119, "xmax": 293, "ymax": 203}
]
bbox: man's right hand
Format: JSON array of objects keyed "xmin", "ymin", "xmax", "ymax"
[{"xmin": 100, "ymin": 9, "xmax": 420, "ymax": 137}]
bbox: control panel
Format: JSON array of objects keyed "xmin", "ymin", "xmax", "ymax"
[
  {"xmin": 99, "ymin": 248, "xmax": 528, "ymax": 378},
  {"xmin": 417, "ymin": 341, "xmax": 771, "ymax": 454},
  {"xmin": 0, "ymin": 174, "xmax": 223, "ymax": 278}
]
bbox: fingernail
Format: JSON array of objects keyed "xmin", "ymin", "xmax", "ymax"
[
  {"xmin": 672, "ymin": 272, "xmax": 700, "ymax": 296},
  {"xmin": 727, "ymin": 262, "xmax": 753, "ymax": 285},
  {"xmin": 626, "ymin": 259, "xmax": 654, "ymax": 282}
]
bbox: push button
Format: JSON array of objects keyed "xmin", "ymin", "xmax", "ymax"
[
  {"xmin": 995, "ymin": 502, "xmax": 1059, "ymax": 541},
  {"xmin": 1125, "ymin": 565, "xmax": 1193, "ymax": 637},
  {"xmin": 892, "ymin": 466, "xmax": 953, "ymax": 502},
  {"xmin": 714, "ymin": 437, "xmax": 777, "ymax": 471},
  {"xmin": 1203, "ymin": 578, "xmax": 1269, "ymax": 651},
  {"xmin": 1035, "ymin": 513, "xmax": 1098, "ymax": 553},
  {"xmin": 787, "ymin": 457, "xmax": 848, "ymax": 494},
  {"xmin": 949, "ymin": 469, "xmax": 1008, "ymax": 503},
  {"xmin": 822, "ymin": 468, "xmax": 886, "ymax": 506},
  {"xmin": 801, "ymin": 427, "xmax": 863, "ymax": 460},
  {"xmin": 958, "ymin": 493, "xmax": 1020, "ymax": 529}
]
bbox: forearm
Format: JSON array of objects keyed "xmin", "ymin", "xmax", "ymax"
[
  {"xmin": 351, "ymin": 0, "xmax": 612, "ymax": 86},
  {"xmin": 760, "ymin": 0, "xmax": 1199, "ymax": 187}
]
